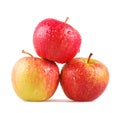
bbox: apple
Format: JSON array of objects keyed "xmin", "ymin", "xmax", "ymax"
[
  {"xmin": 11, "ymin": 50, "xmax": 59, "ymax": 101},
  {"xmin": 60, "ymin": 53, "xmax": 109, "ymax": 101},
  {"xmin": 33, "ymin": 17, "xmax": 81, "ymax": 63}
]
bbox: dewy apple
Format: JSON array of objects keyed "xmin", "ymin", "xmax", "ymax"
[
  {"xmin": 33, "ymin": 17, "xmax": 81, "ymax": 63},
  {"xmin": 11, "ymin": 50, "xmax": 59, "ymax": 101},
  {"xmin": 60, "ymin": 53, "xmax": 109, "ymax": 101}
]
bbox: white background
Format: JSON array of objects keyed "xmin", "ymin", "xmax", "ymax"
[{"xmin": 0, "ymin": 0, "xmax": 120, "ymax": 112}]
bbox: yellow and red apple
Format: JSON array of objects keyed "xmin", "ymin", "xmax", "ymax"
[
  {"xmin": 11, "ymin": 50, "xmax": 59, "ymax": 101},
  {"xmin": 60, "ymin": 53, "xmax": 109, "ymax": 101}
]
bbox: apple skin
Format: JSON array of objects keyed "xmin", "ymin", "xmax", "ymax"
[
  {"xmin": 33, "ymin": 18, "xmax": 81, "ymax": 63},
  {"xmin": 60, "ymin": 57, "xmax": 109, "ymax": 101},
  {"xmin": 11, "ymin": 57, "xmax": 59, "ymax": 101}
]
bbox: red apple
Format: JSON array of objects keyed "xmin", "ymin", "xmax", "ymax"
[
  {"xmin": 33, "ymin": 17, "xmax": 81, "ymax": 63},
  {"xmin": 60, "ymin": 53, "xmax": 109, "ymax": 101},
  {"xmin": 11, "ymin": 50, "xmax": 59, "ymax": 101}
]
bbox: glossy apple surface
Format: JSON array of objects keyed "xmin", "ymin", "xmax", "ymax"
[
  {"xmin": 60, "ymin": 54, "xmax": 109, "ymax": 101},
  {"xmin": 12, "ymin": 56, "xmax": 59, "ymax": 101},
  {"xmin": 33, "ymin": 18, "xmax": 81, "ymax": 63}
]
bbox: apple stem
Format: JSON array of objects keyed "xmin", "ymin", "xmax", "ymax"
[
  {"xmin": 22, "ymin": 50, "xmax": 33, "ymax": 57},
  {"xmin": 65, "ymin": 17, "xmax": 69, "ymax": 23},
  {"xmin": 87, "ymin": 53, "xmax": 93, "ymax": 63}
]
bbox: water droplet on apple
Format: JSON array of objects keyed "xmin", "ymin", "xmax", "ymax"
[
  {"xmin": 73, "ymin": 77, "xmax": 76, "ymax": 80},
  {"xmin": 46, "ymin": 21, "xmax": 50, "ymax": 26},
  {"xmin": 54, "ymin": 29, "xmax": 57, "ymax": 32},
  {"xmin": 52, "ymin": 35, "xmax": 54, "ymax": 38},
  {"xmin": 67, "ymin": 31, "xmax": 71, "ymax": 34}
]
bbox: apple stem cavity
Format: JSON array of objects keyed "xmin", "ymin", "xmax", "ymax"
[
  {"xmin": 87, "ymin": 53, "xmax": 93, "ymax": 64},
  {"xmin": 22, "ymin": 50, "xmax": 33, "ymax": 57},
  {"xmin": 65, "ymin": 17, "xmax": 69, "ymax": 23}
]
